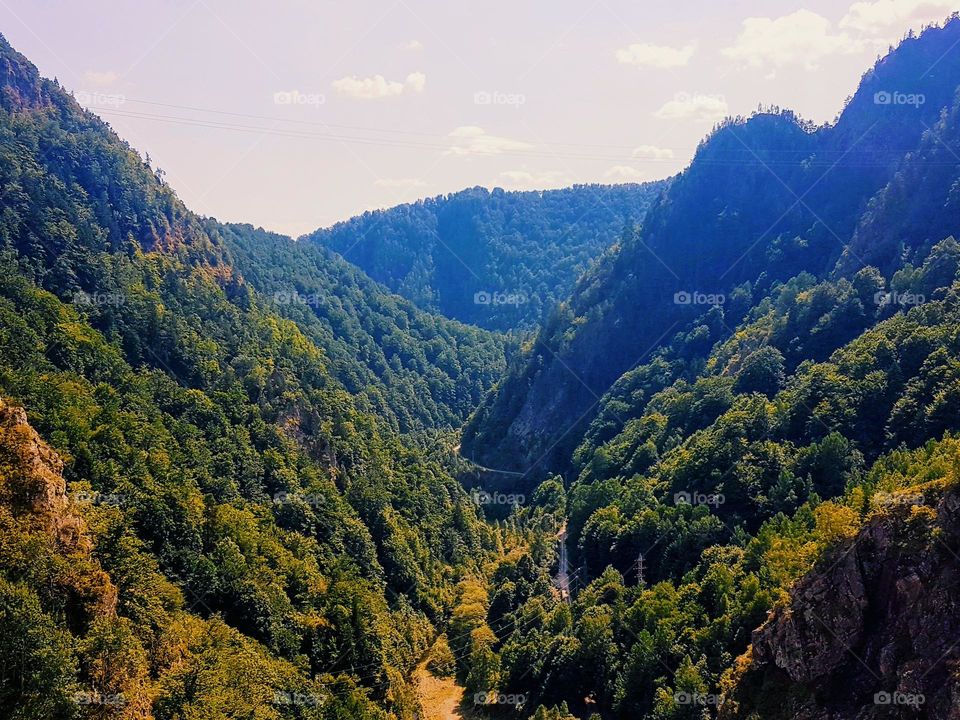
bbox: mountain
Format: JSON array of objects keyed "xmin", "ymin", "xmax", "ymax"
[
  {"xmin": 469, "ymin": 235, "xmax": 960, "ymax": 717},
  {"xmin": 0, "ymin": 35, "xmax": 505, "ymax": 436},
  {"xmin": 438, "ymin": 16, "xmax": 960, "ymax": 720},
  {"xmin": 216, "ymin": 222, "xmax": 505, "ymax": 433},
  {"xmin": 305, "ymin": 183, "xmax": 667, "ymax": 331},
  {"xmin": 7, "ymin": 14, "xmax": 960, "ymax": 720},
  {"xmin": 460, "ymin": 18, "xmax": 960, "ymax": 485},
  {"xmin": 0, "ymin": 32, "xmax": 508, "ymax": 718}
]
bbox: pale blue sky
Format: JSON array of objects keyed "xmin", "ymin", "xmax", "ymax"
[{"xmin": 0, "ymin": 0, "xmax": 954, "ymax": 235}]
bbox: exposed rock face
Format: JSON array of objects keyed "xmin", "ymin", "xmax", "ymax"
[
  {"xmin": 0, "ymin": 34, "xmax": 50, "ymax": 112},
  {"xmin": 0, "ymin": 401, "xmax": 69, "ymax": 517},
  {"xmin": 722, "ymin": 491, "xmax": 960, "ymax": 720},
  {"xmin": 0, "ymin": 398, "xmax": 117, "ymax": 616}
]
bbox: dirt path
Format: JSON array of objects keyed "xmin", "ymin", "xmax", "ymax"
[{"xmin": 413, "ymin": 642, "xmax": 483, "ymax": 720}]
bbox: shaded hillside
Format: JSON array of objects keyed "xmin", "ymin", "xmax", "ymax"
[
  {"xmin": 461, "ymin": 18, "xmax": 960, "ymax": 485},
  {"xmin": 306, "ymin": 183, "xmax": 667, "ymax": 331},
  {"xmin": 452, "ymin": 235, "xmax": 960, "ymax": 718},
  {"xmin": 427, "ymin": 20, "xmax": 960, "ymax": 720}
]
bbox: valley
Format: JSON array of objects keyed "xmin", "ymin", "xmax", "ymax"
[{"xmin": 1, "ymin": 10, "xmax": 960, "ymax": 720}]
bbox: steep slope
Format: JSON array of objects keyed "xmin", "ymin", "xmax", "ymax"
[
  {"xmin": 461, "ymin": 17, "xmax": 960, "ymax": 484},
  {"xmin": 839, "ymin": 79, "xmax": 960, "ymax": 276},
  {"xmin": 454, "ymin": 241, "xmax": 960, "ymax": 717},
  {"xmin": 0, "ymin": 31, "xmax": 503, "ymax": 435},
  {"xmin": 217, "ymin": 222, "xmax": 505, "ymax": 432},
  {"xmin": 721, "ymin": 484, "xmax": 960, "ymax": 720},
  {"xmin": 0, "ymin": 32, "xmax": 508, "ymax": 719},
  {"xmin": 0, "ymin": 391, "xmax": 396, "ymax": 718},
  {"xmin": 434, "ymin": 21, "xmax": 960, "ymax": 720},
  {"xmin": 305, "ymin": 183, "xmax": 666, "ymax": 331}
]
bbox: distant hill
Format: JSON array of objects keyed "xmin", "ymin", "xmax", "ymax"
[{"xmin": 305, "ymin": 183, "xmax": 667, "ymax": 331}]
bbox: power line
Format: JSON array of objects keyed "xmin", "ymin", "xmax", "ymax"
[
  {"xmin": 95, "ymin": 105, "xmax": 951, "ymax": 169},
  {"xmin": 118, "ymin": 97, "xmax": 668, "ymax": 151},
  {"xmin": 96, "ymin": 106, "xmax": 677, "ymax": 162}
]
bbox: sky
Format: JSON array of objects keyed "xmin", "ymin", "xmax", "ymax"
[{"xmin": 0, "ymin": 0, "xmax": 955, "ymax": 236}]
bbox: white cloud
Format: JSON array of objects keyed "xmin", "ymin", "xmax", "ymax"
[
  {"xmin": 333, "ymin": 72, "xmax": 426, "ymax": 99},
  {"xmin": 840, "ymin": 0, "xmax": 954, "ymax": 37},
  {"xmin": 633, "ymin": 145, "xmax": 675, "ymax": 160},
  {"xmin": 374, "ymin": 177, "xmax": 428, "ymax": 189},
  {"xmin": 404, "ymin": 39, "xmax": 424, "ymax": 51},
  {"xmin": 83, "ymin": 70, "xmax": 119, "ymax": 86},
  {"xmin": 446, "ymin": 126, "xmax": 532, "ymax": 156},
  {"xmin": 604, "ymin": 165, "xmax": 647, "ymax": 181},
  {"xmin": 654, "ymin": 93, "xmax": 728, "ymax": 122},
  {"xmin": 616, "ymin": 42, "xmax": 696, "ymax": 68},
  {"xmin": 498, "ymin": 169, "xmax": 571, "ymax": 187},
  {"xmin": 405, "ymin": 71, "xmax": 426, "ymax": 93},
  {"xmin": 722, "ymin": 9, "xmax": 858, "ymax": 70}
]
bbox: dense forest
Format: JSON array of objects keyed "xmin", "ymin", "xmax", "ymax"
[
  {"xmin": 305, "ymin": 184, "xmax": 666, "ymax": 332},
  {"xmin": 4, "ymin": 14, "xmax": 960, "ymax": 720},
  {"xmin": 462, "ymin": 16, "xmax": 960, "ymax": 482},
  {"xmin": 215, "ymin": 222, "xmax": 506, "ymax": 433},
  {"xmin": 451, "ymin": 15, "xmax": 960, "ymax": 720},
  {"xmin": 0, "ymin": 33, "xmax": 508, "ymax": 719}
]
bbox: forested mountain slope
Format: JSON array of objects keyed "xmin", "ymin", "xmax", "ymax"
[
  {"xmin": 461, "ymin": 18, "xmax": 960, "ymax": 483},
  {"xmin": 217, "ymin": 222, "xmax": 505, "ymax": 432},
  {"xmin": 305, "ymin": 183, "xmax": 666, "ymax": 331},
  {"xmin": 8, "ymin": 13, "xmax": 960, "ymax": 720},
  {"xmin": 450, "ymin": 230, "xmax": 960, "ymax": 718},
  {"xmin": 425, "ymin": 17, "xmax": 960, "ymax": 720},
  {"xmin": 0, "ymin": 35, "xmax": 504, "ymax": 435},
  {"xmin": 0, "ymin": 32, "xmax": 507, "ymax": 719}
]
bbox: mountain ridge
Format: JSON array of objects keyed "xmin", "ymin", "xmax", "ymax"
[
  {"xmin": 305, "ymin": 182, "xmax": 667, "ymax": 331},
  {"xmin": 461, "ymin": 17, "xmax": 960, "ymax": 484}
]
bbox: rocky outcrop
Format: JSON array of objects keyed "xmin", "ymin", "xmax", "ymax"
[
  {"xmin": 722, "ymin": 490, "xmax": 960, "ymax": 719},
  {"xmin": 0, "ymin": 398, "xmax": 117, "ymax": 617},
  {"xmin": 0, "ymin": 402, "xmax": 69, "ymax": 515},
  {"xmin": 0, "ymin": 33, "xmax": 51, "ymax": 112}
]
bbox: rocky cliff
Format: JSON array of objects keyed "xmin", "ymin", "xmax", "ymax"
[
  {"xmin": 0, "ymin": 398, "xmax": 118, "ymax": 619},
  {"xmin": 722, "ymin": 488, "xmax": 960, "ymax": 719}
]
